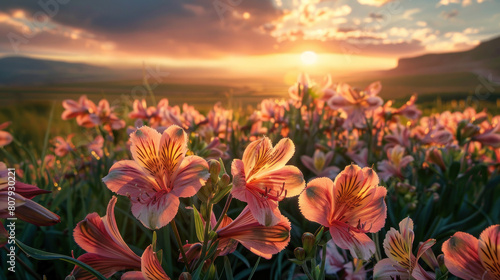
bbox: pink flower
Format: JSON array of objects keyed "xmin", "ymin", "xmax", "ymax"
[
  {"xmin": 87, "ymin": 135, "xmax": 104, "ymax": 158},
  {"xmin": 327, "ymin": 82, "xmax": 383, "ymax": 129},
  {"xmin": 231, "ymin": 137, "xmax": 305, "ymax": 226},
  {"xmin": 377, "ymin": 145, "xmax": 413, "ymax": 181},
  {"xmin": 289, "ymin": 73, "xmax": 311, "ymax": 107},
  {"xmin": 472, "ymin": 123, "xmax": 500, "ymax": 148},
  {"xmin": 216, "ymin": 206, "xmax": 291, "ymax": 259},
  {"xmin": 0, "ymin": 162, "xmax": 60, "ymax": 226},
  {"xmin": 61, "ymin": 95, "xmax": 95, "ymax": 120},
  {"xmin": 442, "ymin": 225, "xmax": 500, "ymax": 280},
  {"xmin": 103, "ymin": 125, "xmax": 209, "ymax": 229},
  {"xmin": 373, "ymin": 217, "xmax": 435, "ymax": 280},
  {"xmin": 300, "ymin": 150, "xmax": 340, "ymax": 179},
  {"xmin": 122, "ymin": 245, "xmax": 170, "ymax": 280},
  {"xmin": 299, "ymin": 165, "xmax": 387, "ymax": 260},
  {"xmin": 53, "ymin": 134, "xmax": 75, "ymax": 157},
  {"xmin": 69, "ymin": 196, "xmax": 141, "ymax": 280},
  {"xmin": 0, "ymin": 122, "xmax": 13, "ymax": 147},
  {"xmin": 384, "ymin": 124, "xmax": 410, "ymax": 151}
]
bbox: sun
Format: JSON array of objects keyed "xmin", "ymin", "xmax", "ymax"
[{"xmin": 300, "ymin": 51, "xmax": 317, "ymax": 65}]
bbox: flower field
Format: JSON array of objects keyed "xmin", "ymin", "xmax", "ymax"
[{"xmin": 1, "ymin": 75, "xmax": 500, "ymax": 280}]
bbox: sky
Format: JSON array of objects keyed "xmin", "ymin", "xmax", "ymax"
[{"xmin": 0, "ymin": 0, "xmax": 499, "ymax": 77}]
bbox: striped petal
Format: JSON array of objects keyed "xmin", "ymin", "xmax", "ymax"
[
  {"xmin": 442, "ymin": 232, "xmax": 488, "ymax": 280},
  {"xmin": 140, "ymin": 245, "xmax": 170, "ymax": 280},
  {"xmin": 103, "ymin": 160, "xmax": 159, "ymax": 196},
  {"xmin": 249, "ymin": 165, "xmax": 305, "ymax": 198},
  {"xmin": 171, "ymin": 155, "xmax": 209, "ymax": 198},
  {"xmin": 130, "ymin": 126, "xmax": 163, "ymax": 179},
  {"xmin": 479, "ymin": 225, "xmax": 500, "ymax": 279},
  {"xmin": 159, "ymin": 125, "xmax": 188, "ymax": 181},
  {"xmin": 71, "ymin": 253, "xmax": 139, "ymax": 280},
  {"xmin": 217, "ymin": 207, "xmax": 291, "ymax": 259},
  {"xmin": 383, "ymin": 227, "xmax": 413, "ymax": 271},
  {"xmin": 245, "ymin": 190, "xmax": 281, "ymax": 226},
  {"xmin": 231, "ymin": 159, "xmax": 247, "ymax": 202},
  {"xmin": 329, "ymin": 223, "xmax": 375, "ymax": 261},
  {"xmin": 298, "ymin": 177, "xmax": 334, "ymax": 227},
  {"xmin": 373, "ymin": 258, "xmax": 411, "ymax": 280},
  {"xmin": 243, "ymin": 137, "xmax": 295, "ymax": 180},
  {"xmin": 131, "ymin": 192, "xmax": 180, "ymax": 230}
]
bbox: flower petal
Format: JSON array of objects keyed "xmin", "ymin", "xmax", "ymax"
[
  {"xmin": 245, "ymin": 190, "xmax": 281, "ymax": 226},
  {"xmin": 131, "ymin": 192, "xmax": 180, "ymax": 230},
  {"xmin": 329, "ymin": 224, "xmax": 375, "ymax": 260},
  {"xmin": 0, "ymin": 192, "xmax": 60, "ymax": 226},
  {"xmin": 478, "ymin": 225, "xmax": 500, "ymax": 279},
  {"xmin": 71, "ymin": 253, "xmax": 139, "ymax": 280},
  {"xmin": 0, "ymin": 131, "xmax": 13, "ymax": 147},
  {"xmin": 300, "ymin": 155, "xmax": 318, "ymax": 175},
  {"xmin": 442, "ymin": 232, "xmax": 487, "ymax": 280},
  {"xmin": 130, "ymin": 126, "xmax": 163, "ymax": 179},
  {"xmin": 249, "ymin": 165, "xmax": 305, "ymax": 198},
  {"xmin": 141, "ymin": 245, "xmax": 170, "ymax": 280},
  {"xmin": 298, "ymin": 177, "xmax": 334, "ymax": 227},
  {"xmin": 103, "ymin": 160, "xmax": 159, "ymax": 195},
  {"xmin": 382, "ymin": 228, "xmax": 413, "ymax": 270},
  {"xmin": 373, "ymin": 258, "xmax": 411, "ymax": 280},
  {"xmin": 217, "ymin": 207, "xmax": 290, "ymax": 259},
  {"xmin": 159, "ymin": 125, "xmax": 188, "ymax": 178},
  {"xmin": 171, "ymin": 155, "xmax": 209, "ymax": 198},
  {"xmin": 231, "ymin": 159, "xmax": 247, "ymax": 202}
]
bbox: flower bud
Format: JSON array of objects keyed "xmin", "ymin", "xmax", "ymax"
[
  {"xmin": 302, "ymin": 232, "xmax": 315, "ymax": 258},
  {"xmin": 218, "ymin": 173, "xmax": 230, "ymax": 188},
  {"xmin": 294, "ymin": 247, "xmax": 306, "ymax": 261},
  {"xmin": 209, "ymin": 160, "xmax": 221, "ymax": 182},
  {"xmin": 179, "ymin": 272, "xmax": 192, "ymax": 280}
]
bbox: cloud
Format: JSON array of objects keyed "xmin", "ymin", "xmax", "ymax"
[
  {"xmin": 441, "ymin": 9, "xmax": 459, "ymax": 19},
  {"xmin": 357, "ymin": 0, "xmax": 395, "ymax": 7}
]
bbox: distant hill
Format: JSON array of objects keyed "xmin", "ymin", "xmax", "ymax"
[
  {"xmin": 0, "ymin": 56, "xmax": 133, "ymax": 86},
  {"xmin": 389, "ymin": 36, "xmax": 500, "ymax": 78}
]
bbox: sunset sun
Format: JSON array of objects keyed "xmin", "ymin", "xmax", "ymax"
[{"xmin": 300, "ymin": 51, "xmax": 317, "ymax": 65}]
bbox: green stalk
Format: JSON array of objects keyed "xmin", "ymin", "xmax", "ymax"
[
  {"xmin": 170, "ymin": 219, "xmax": 191, "ymax": 273},
  {"xmin": 319, "ymin": 243, "xmax": 327, "ymax": 280},
  {"xmin": 212, "ymin": 194, "xmax": 232, "ymax": 232}
]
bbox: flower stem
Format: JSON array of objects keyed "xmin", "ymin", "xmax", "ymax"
[
  {"xmin": 170, "ymin": 219, "xmax": 191, "ymax": 273},
  {"xmin": 319, "ymin": 243, "xmax": 327, "ymax": 280},
  {"xmin": 212, "ymin": 194, "xmax": 233, "ymax": 232},
  {"xmin": 301, "ymin": 263, "xmax": 315, "ymax": 280}
]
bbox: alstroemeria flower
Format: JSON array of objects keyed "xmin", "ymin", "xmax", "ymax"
[
  {"xmin": 122, "ymin": 245, "xmax": 170, "ymax": 280},
  {"xmin": 442, "ymin": 225, "xmax": 500, "ymax": 280},
  {"xmin": 299, "ymin": 165, "xmax": 387, "ymax": 260},
  {"xmin": 231, "ymin": 137, "xmax": 305, "ymax": 226},
  {"xmin": 0, "ymin": 122, "xmax": 13, "ymax": 147},
  {"xmin": 61, "ymin": 95, "xmax": 95, "ymax": 120},
  {"xmin": 0, "ymin": 162, "xmax": 60, "ymax": 226},
  {"xmin": 327, "ymin": 82, "xmax": 384, "ymax": 129},
  {"xmin": 103, "ymin": 125, "xmax": 209, "ymax": 229},
  {"xmin": 373, "ymin": 217, "xmax": 436, "ymax": 280},
  {"xmin": 216, "ymin": 206, "xmax": 291, "ymax": 259},
  {"xmin": 53, "ymin": 134, "xmax": 75, "ymax": 157},
  {"xmin": 377, "ymin": 145, "xmax": 414, "ymax": 181},
  {"xmin": 301, "ymin": 149, "xmax": 340, "ymax": 179},
  {"xmin": 69, "ymin": 196, "xmax": 141, "ymax": 280}
]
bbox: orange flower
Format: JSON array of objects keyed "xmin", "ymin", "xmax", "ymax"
[
  {"xmin": 0, "ymin": 122, "xmax": 13, "ymax": 147},
  {"xmin": 69, "ymin": 196, "xmax": 141, "ymax": 280},
  {"xmin": 373, "ymin": 217, "xmax": 435, "ymax": 280},
  {"xmin": 299, "ymin": 164, "xmax": 387, "ymax": 260},
  {"xmin": 122, "ymin": 245, "xmax": 171, "ymax": 280},
  {"xmin": 231, "ymin": 137, "xmax": 305, "ymax": 226},
  {"xmin": 442, "ymin": 225, "xmax": 500, "ymax": 280},
  {"xmin": 103, "ymin": 125, "xmax": 209, "ymax": 229}
]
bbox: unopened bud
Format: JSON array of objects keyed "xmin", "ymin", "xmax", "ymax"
[
  {"xmin": 209, "ymin": 160, "xmax": 221, "ymax": 182},
  {"xmin": 219, "ymin": 174, "xmax": 230, "ymax": 188},
  {"xmin": 179, "ymin": 272, "xmax": 192, "ymax": 280},
  {"xmin": 294, "ymin": 247, "xmax": 306, "ymax": 261},
  {"xmin": 437, "ymin": 254, "xmax": 446, "ymax": 271},
  {"xmin": 302, "ymin": 232, "xmax": 315, "ymax": 257}
]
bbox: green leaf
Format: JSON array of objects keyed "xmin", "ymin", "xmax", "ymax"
[
  {"xmin": 248, "ymin": 256, "xmax": 261, "ymax": 280},
  {"xmin": 232, "ymin": 250, "xmax": 250, "ymax": 268},
  {"xmin": 212, "ymin": 184, "xmax": 232, "ymax": 204},
  {"xmin": 192, "ymin": 205, "xmax": 205, "ymax": 242},
  {"xmin": 224, "ymin": 256, "xmax": 234, "ymax": 280},
  {"xmin": 16, "ymin": 240, "xmax": 107, "ymax": 280}
]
